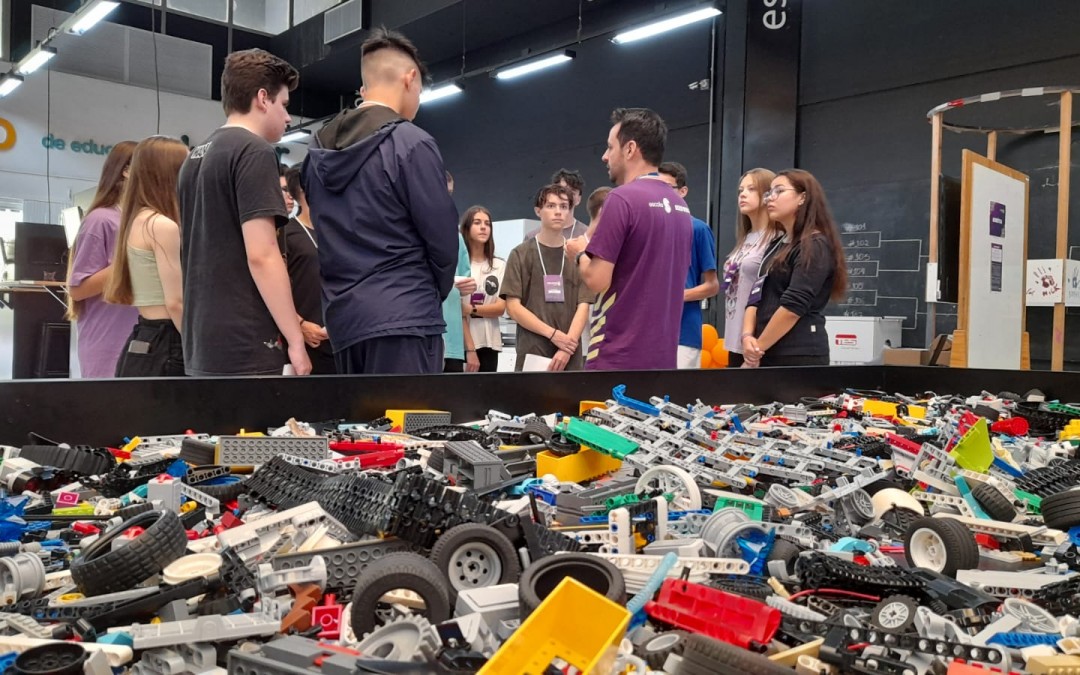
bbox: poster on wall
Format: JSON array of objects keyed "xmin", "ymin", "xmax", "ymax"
[
  {"xmin": 989, "ymin": 201, "xmax": 1006, "ymax": 237},
  {"xmin": 990, "ymin": 243, "xmax": 1003, "ymax": 292},
  {"xmin": 1026, "ymin": 259, "xmax": 1064, "ymax": 306}
]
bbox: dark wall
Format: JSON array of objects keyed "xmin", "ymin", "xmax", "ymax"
[
  {"xmin": 416, "ymin": 22, "xmax": 716, "ymax": 227},
  {"xmin": 798, "ymin": 0, "xmax": 1080, "ymax": 355}
]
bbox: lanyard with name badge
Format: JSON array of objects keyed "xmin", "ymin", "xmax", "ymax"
[
  {"xmin": 536, "ymin": 238, "xmax": 566, "ymax": 302},
  {"xmin": 300, "ymin": 224, "xmax": 317, "ymax": 249},
  {"xmin": 747, "ymin": 235, "xmax": 787, "ymax": 305}
]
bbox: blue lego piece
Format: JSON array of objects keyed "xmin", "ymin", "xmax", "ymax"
[
  {"xmin": 0, "ymin": 652, "xmax": 18, "ymax": 673},
  {"xmin": 987, "ymin": 632, "xmax": 1061, "ymax": 648},
  {"xmin": 738, "ymin": 529, "xmax": 774, "ymax": 576},
  {"xmin": 98, "ymin": 632, "xmax": 134, "ymax": 647},
  {"xmin": 991, "ymin": 456, "xmax": 1024, "ymax": 478},
  {"xmin": 579, "ymin": 515, "xmax": 609, "ymax": 525},
  {"xmin": 831, "ymin": 537, "xmax": 873, "ymax": 553},
  {"xmin": 165, "ymin": 459, "xmax": 188, "ymax": 478},
  {"xmin": 731, "ymin": 414, "xmax": 746, "ymax": 433},
  {"xmin": 611, "ymin": 385, "xmax": 660, "ymax": 417},
  {"xmin": 953, "ymin": 475, "xmax": 991, "ymax": 520}
]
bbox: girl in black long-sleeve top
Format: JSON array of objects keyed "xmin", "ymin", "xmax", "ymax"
[{"xmin": 741, "ymin": 169, "xmax": 847, "ymax": 367}]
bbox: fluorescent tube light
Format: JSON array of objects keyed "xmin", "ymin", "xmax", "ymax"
[
  {"xmin": 279, "ymin": 129, "xmax": 312, "ymax": 144},
  {"xmin": 16, "ymin": 46, "xmax": 57, "ymax": 76},
  {"xmin": 613, "ymin": 7, "xmax": 722, "ymax": 44},
  {"xmin": 419, "ymin": 83, "xmax": 463, "ymax": 104},
  {"xmin": 0, "ymin": 76, "xmax": 24, "ymax": 98},
  {"xmin": 494, "ymin": 51, "xmax": 575, "ymax": 81},
  {"xmin": 69, "ymin": 1, "xmax": 121, "ymax": 36}
]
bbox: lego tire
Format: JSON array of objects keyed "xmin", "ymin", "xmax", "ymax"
[
  {"xmin": 69, "ymin": 509, "xmax": 188, "ymax": 596},
  {"xmin": 15, "ymin": 445, "xmax": 114, "ymax": 478},
  {"xmin": 903, "ymin": 516, "xmax": 979, "ymax": 578},
  {"xmin": 517, "ymin": 552, "xmax": 626, "ymax": 618},
  {"xmin": 1040, "ymin": 488, "xmax": 1080, "ymax": 530},
  {"xmin": 970, "ymin": 482, "xmax": 1019, "ymax": 522},
  {"xmin": 349, "ymin": 553, "xmax": 451, "ymax": 638},
  {"xmin": 675, "ymin": 633, "xmax": 791, "ymax": 675},
  {"xmin": 184, "ymin": 476, "xmax": 247, "ymax": 503},
  {"xmin": 429, "ymin": 523, "xmax": 521, "ymax": 596},
  {"xmin": 637, "ymin": 630, "xmax": 687, "ymax": 670},
  {"xmin": 516, "ymin": 420, "xmax": 553, "ymax": 446},
  {"xmin": 765, "ymin": 538, "xmax": 802, "ymax": 576},
  {"xmin": 13, "ymin": 642, "xmax": 88, "ymax": 675}
]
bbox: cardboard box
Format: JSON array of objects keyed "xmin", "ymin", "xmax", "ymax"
[{"xmin": 883, "ymin": 348, "xmax": 928, "ymax": 366}]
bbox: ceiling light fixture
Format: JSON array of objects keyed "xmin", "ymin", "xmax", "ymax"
[
  {"xmin": 613, "ymin": 7, "xmax": 722, "ymax": 44},
  {"xmin": 69, "ymin": 1, "xmax": 121, "ymax": 36},
  {"xmin": 419, "ymin": 83, "xmax": 464, "ymax": 104},
  {"xmin": 0, "ymin": 75, "xmax": 25, "ymax": 98},
  {"xmin": 16, "ymin": 46, "xmax": 58, "ymax": 76},
  {"xmin": 279, "ymin": 129, "xmax": 312, "ymax": 144},
  {"xmin": 493, "ymin": 50, "xmax": 575, "ymax": 81}
]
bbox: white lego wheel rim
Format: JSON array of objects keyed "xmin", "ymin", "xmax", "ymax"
[
  {"xmin": 447, "ymin": 542, "xmax": 503, "ymax": 591},
  {"xmin": 907, "ymin": 528, "xmax": 948, "ymax": 572},
  {"xmin": 1003, "ymin": 598, "xmax": 1058, "ymax": 633},
  {"xmin": 635, "ymin": 465, "xmax": 702, "ymax": 511},
  {"xmin": 871, "ymin": 488, "xmax": 924, "ymax": 520},
  {"xmin": 161, "ymin": 553, "xmax": 223, "ymax": 585},
  {"xmin": 876, "ymin": 601, "xmax": 912, "ymax": 629}
]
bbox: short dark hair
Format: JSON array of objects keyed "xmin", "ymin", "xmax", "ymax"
[
  {"xmin": 534, "ymin": 184, "xmax": 572, "ymax": 209},
  {"xmin": 284, "ymin": 165, "xmax": 303, "ymax": 201},
  {"xmin": 611, "ymin": 107, "xmax": 667, "ymax": 167},
  {"xmin": 551, "ymin": 169, "xmax": 584, "ymax": 195},
  {"xmin": 586, "ymin": 187, "xmax": 612, "ymax": 221},
  {"xmin": 361, "ymin": 26, "xmax": 429, "ymax": 80},
  {"xmin": 221, "ymin": 49, "xmax": 299, "ymax": 116},
  {"xmin": 658, "ymin": 161, "xmax": 687, "ymax": 190},
  {"xmin": 278, "ymin": 163, "xmax": 289, "ymax": 177}
]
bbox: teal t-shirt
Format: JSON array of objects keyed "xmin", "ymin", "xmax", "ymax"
[{"xmin": 442, "ymin": 236, "xmax": 471, "ymax": 360}]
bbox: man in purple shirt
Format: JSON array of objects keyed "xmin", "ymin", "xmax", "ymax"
[{"xmin": 566, "ymin": 108, "xmax": 692, "ymax": 370}]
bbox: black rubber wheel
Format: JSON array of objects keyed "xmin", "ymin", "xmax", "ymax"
[
  {"xmin": 426, "ymin": 447, "xmax": 445, "ymax": 473},
  {"xmin": 903, "ymin": 517, "xmax": 979, "ymax": 578},
  {"xmin": 430, "ymin": 523, "xmax": 521, "ymax": 597},
  {"xmin": 113, "ymin": 502, "xmax": 155, "ymax": 521},
  {"xmin": 517, "ymin": 420, "xmax": 554, "ymax": 446},
  {"xmin": 997, "ymin": 391, "xmax": 1022, "ymax": 402},
  {"xmin": 766, "ymin": 538, "xmax": 802, "ymax": 576},
  {"xmin": 350, "ymin": 553, "xmax": 451, "ymax": 638},
  {"xmin": 70, "ymin": 509, "xmax": 188, "ymax": 596},
  {"xmin": 545, "ymin": 433, "xmax": 580, "ymax": 457},
  {"xmin": 638, "ymin": 631, "xmax": 688, "ymax": 670},
  {"xmin": 518, "ymin": 553, "xmax": 625, "ymax": 617},
  {"xmin": 676, "ymin": 633, "xmax": 791, "ymax": 675},
  {"xmin": 864, "ymin": 478, "xmax": 908, "ymax": 496},
  {"xmin": 13, "ymin": 643, "xmax": 88, "ymax": 675},
  {"xmin": 1042, "ymin": 489, "xmax": 1080, "ymax": 530},
  {"xmin": 972, "ymin": 482, "xmax": 1017, "ymax": 522},
  {"xmin": 872, "ymin": 594, "xmax": 919, "ymax": 632}
]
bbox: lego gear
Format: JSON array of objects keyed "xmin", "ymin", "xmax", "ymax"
[
  {"xmin": 637, "ymin": 630, "xmax": 687, "ymax": 670},
  {"xmin": 903, "ymin": 516, "xmax": 979, "ymax": 578},
  {"xmin": 429, "ymin": 523, "xmax": 521, "ymax": 595},
  {"xmin": 354, "ymin": 615, "xmax": 440, "ymax": 663},
  {"xmin": 349, "ymin": 553, "xmax": 451, "ymax": 638},
  {"xmin": 518, "ymin": 552, "xmax": 626, "ymax": 617},
  {"xmin": 635, "ymin": 465, "xmax": 702, "ymax": 511},
  {"xmin": 1041, "ymin": 488, "xmax": 1080, "ymax": 530},
  {"xmin": 676, "ymin": 632, "xmax": 791, "ymax": 675},
  {"xmin": 971, "ymin": 481, "xmax": 1017, "ymax": 521},
  {"xmin": 69, "ymin": 509, "xmax": 188, "ymax": 596},
  {"xmin": 871, "ymin": 594, "xmax": 919, "ymax": 632}
]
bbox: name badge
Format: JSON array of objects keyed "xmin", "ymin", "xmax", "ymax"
[
  {"xmin": 544, "ymin": 275, "xmax": 566, "ymax": 302},
  {"xmin": 470, "ymin": 292, "xmax": 486, "ymax": 305},
  {"xmin": 747, "ymin": 275, "xmax": 767, "ymax": 305}
]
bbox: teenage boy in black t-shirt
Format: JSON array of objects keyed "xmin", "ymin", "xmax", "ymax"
[{"xmin": 178, "ymin": 49, "xmax": 311, "ymax": 376}]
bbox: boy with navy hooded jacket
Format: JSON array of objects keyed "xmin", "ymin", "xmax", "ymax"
[{"xmin": 302, "ymin": 28, "xmax": 459, "ymax": 374}]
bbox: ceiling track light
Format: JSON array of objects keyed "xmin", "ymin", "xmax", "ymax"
[
  {"xmin": 419, "ymin": 82, "xmax": 464, "ymax": 105},
  {"xmin": 16, "ymin": 46, "xmax": 58, "ymax": 76},
  {"xmin": 68, "ymin": 1, "xmax": 121, "ymax": 36},
  {"xmin": 0, "ymin": 75, "xmax": 25, "ymax": 98},
  {"xmin": 279, "ymin": 129, "xmax": 312, "ymax": 145},
  {"xmin": 612, "ymin": 6, "xmax": 722, "ymax": 44},
  {"xmin": 493, "ymin": 50, "xmax": 576, "ymax": 81}
]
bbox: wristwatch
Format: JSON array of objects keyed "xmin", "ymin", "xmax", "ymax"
[{"xmin": 575, "ymin": 251, "xmax": 589, "ymax": 266}]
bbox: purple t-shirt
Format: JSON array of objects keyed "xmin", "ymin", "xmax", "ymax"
[
  {"xmin": 585, "ymin": 177, "xmax": 692, "ymax": 370},
  {"xmin": 69, "ymin": 206, "xmax": 139, "ymax": 378}
]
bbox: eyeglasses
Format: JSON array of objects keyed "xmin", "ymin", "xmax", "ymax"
[{"xmin": 763, "ymin": 187, "xmax": 800, "ymax": 201}]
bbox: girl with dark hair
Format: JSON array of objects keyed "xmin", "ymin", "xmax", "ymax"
[
  {"xmin": 722, "ymin": 168, "xmax": 782, "ymax": 367},
  {"xmin": 66, "ymin": 140, "xmax": 139, "ymax": 378},
  {"xmin": 105, "ymin": 137, "xmax": 190, "ymax": 377},
  {"xmin": 461, "ymin": 206, "xmax": 506, "ymax": 372},
  {"xmin": 741, "ymin": 169, "xmax": 848, "ymax": 367}
]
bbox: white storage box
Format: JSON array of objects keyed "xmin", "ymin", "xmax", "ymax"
[{"xmin": 825, "ymin": 316, "xmax": 904, "ymax": 365}]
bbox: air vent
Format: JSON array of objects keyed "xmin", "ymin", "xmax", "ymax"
[{"xmin": 324, "ymin": 0, "xmax": 365, "ymax": 44}]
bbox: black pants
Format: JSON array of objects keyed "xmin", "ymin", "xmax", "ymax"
[
  {"xmin": 727, "ymin": 352, "xmax": 745, "ymax": 368},
  {"xmin": 476, "ymin": 347, "xmax": 500, "ymax": 372},
  {"xmin": 307, "ymin": 346, "xmax": 337, "ymax": 375},
  {"xmin": 760, "ymin": 353, "xmax": 830, "ymax": 367},
  {"xmin": 115, "ymin": 317, "xmax": 185, "ymax": 377},
  {"xmin": 335, "ymin": 335, "xmax": 443, "ymax": 375}
]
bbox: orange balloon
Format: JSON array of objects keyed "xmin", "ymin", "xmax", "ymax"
[
  {"xmin": 701, "ymin": 350, "xmax": 712, "ymax": 369},
  {"xmin": 711, "ymin": 341, "xmax": 729, "ymax": 368},
  {"xmin": 702, "ymin": 324, "xmax": 719, "ymax": 353}
]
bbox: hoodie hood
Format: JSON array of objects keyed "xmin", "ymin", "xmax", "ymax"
[{"xmin": 307, "ymin": 105, "xmax": 405, "ymax": 194}]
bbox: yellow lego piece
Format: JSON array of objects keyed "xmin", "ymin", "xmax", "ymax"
[
  {"xmin": 580, "ymin": 400, "xmax": 606, "ymax": 415},
  {"xmin": 862, "ymin": 399, "xmax": 926, "ymax": 420},
  {"xmin": 1061, "ymin": 420, "xmax": 1080, "ymax": 441},
  {"xmin": 1025, "ymin": 654, "xmax": 1080, "ymax": 675},
  {"xmin": 384, "ymin": 409, "xmax": 451, "ymax": 434},
  {"xmin": 121, "ymin": 436, "xmax": 142, "ymax": 454},
  {"xmin": 480, "ymin": 577, "xmax": 629, "ymax": 675},
  {"xmin": 768, "ymin": 637, "xmax": 824, "ymax": 667},
  {"xmin": 536, "ymin": 448, "xmax": 621, "ymax": 483},
  {"xmin": 52, "ymin": 504, "xmax": 95, "ymax": 516}
]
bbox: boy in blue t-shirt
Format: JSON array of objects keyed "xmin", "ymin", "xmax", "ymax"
[{"xmin": 658, "ymin": 162, "xmax": 719, "ymax": 369}]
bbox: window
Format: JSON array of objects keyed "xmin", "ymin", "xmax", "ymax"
[
  {"xmin": 232, "ymin": 0, "xmax": 289, "ymax": 35},
  {"xmin": 293, "ymin": 0, "xmax": 341, "ymax": 25}
]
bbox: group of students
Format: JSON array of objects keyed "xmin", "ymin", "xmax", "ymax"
[{"xmin": 65, "ymin": 26, "xmax": 847, "ymax": 379}]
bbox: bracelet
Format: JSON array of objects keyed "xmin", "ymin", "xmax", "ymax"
[
  {"xmin": 575, "ymin": 251, "xmax": 589, "ymax": 266},
  {"xmin": 550, "ymin": 327, "xmax": 558, "ymax": 339}
]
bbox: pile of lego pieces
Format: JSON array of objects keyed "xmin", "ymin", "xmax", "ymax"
[{"xmin": 4, "ymin": 388, "xmax": 1080, "ymax": 674}]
